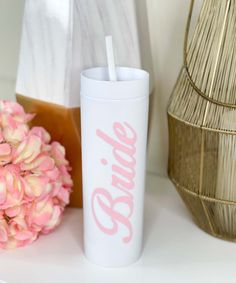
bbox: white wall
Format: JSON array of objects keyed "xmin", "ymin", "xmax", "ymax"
[
  {"xmin": 0, "ymin": 0, "xmax": 202, "ymax": 176},
  {"xmin": 0, "ymin": 0, "xmax": 25, "ymax": 100},
  {"xmin": 146, "ymin": 0, "xmax": 202, "ymax": 175}
]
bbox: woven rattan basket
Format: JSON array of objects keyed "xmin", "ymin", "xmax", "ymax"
[{"xmin": 168, "ymin": 0, "xmax": 236, "ymax": 241}]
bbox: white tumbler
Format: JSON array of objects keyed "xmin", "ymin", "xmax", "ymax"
[{"xmin": 80, "ymin": 67, "xmax": 149, "ymax": 267}]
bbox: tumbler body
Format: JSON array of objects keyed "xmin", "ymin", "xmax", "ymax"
[{"xmin": 81, "ymin": 67, "xmax": 149, "ymax": 267}]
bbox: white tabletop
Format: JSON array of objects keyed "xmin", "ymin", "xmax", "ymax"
[{"xmin": 1, "ymin": 174, "xmax": 236, "ymax": 283}]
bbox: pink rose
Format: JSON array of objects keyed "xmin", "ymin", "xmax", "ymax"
[
  {"xmin": 0, "ymin": 100, "xmax": 72, "ymax": 249},
  {"xmin": 0, "ymin": 100, "xmax": 34, "ymax": 124},
  {"xmin": 8, "ymin": 216, "xmax": 37, "ymax": 249},
  {"xmin": 27, "ymin": 198, "xmax": 62, "ymax": 234}
]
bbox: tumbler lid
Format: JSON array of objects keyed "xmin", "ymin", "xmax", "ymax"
[{"xmin": 81, "ymin": 67, "xmax": 149, "ymax": 100}]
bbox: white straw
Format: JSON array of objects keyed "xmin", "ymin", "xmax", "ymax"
[{"xmin": 105, "ymin": 35, "xmax": 117, "ymax": 81}]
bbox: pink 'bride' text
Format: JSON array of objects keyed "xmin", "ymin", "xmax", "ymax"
[{"xmin": 92, "ymin": 122, "xmax": 137, "ymax": 243}]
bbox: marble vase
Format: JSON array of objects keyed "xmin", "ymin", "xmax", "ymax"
[{"xmin": 16, "ymin": 0, "xmax": 152, "ymax": 207}]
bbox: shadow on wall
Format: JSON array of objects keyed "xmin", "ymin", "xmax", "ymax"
[
  {"xmin": 137, "ymin": 0, "xmax": 203, "ymax": 176},
  {"xmin": 135, "ymin": 0, "xmax": 155, "ymax": 146}
]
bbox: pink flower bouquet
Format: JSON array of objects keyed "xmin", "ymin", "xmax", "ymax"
[{"xmin": 0, "ymin": 101, "xmax": 72, "ymax": 249}]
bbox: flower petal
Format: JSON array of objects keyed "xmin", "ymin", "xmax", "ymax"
[
  {"xmin": 24, "ymin": 175, "xmax": 51, "ymax": 198},
  {"xmin": 14, "ymin": 135, "xmax": 41, "ymax": 164},
  {"xmin": 0, "ymin": 225, "xmax": 8, "ymax": 242},
  {"xmin": 29, "ymin": 127, "xmax": 51, "ymax": 144},
  {"xmin": 0, "ymin": 177, "xmax": 6, "ymax": 205},
  {"xmin": 3, "ymin": 124, "xmax": 29, "ymax": 144},
  {"xmin": 0, "ymin": 143, "xmax": 11, "ymax": 156}
]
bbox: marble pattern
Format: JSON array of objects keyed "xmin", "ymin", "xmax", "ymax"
[{"xmin": 16, "ymin": 0, "xmax": 143, "ymax": 107}]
